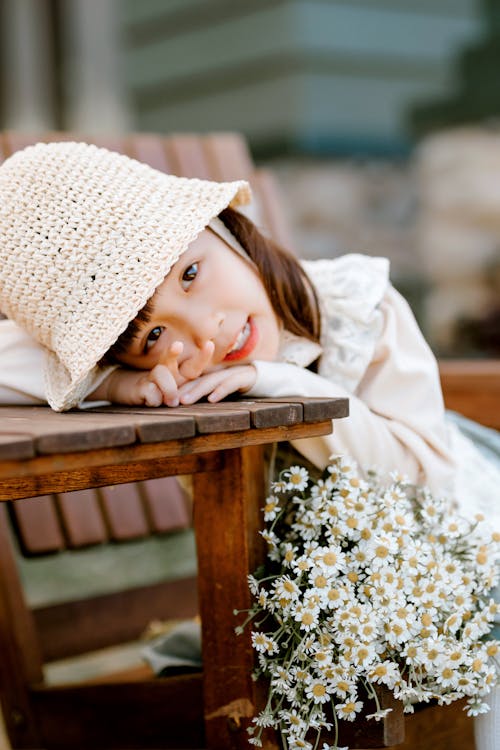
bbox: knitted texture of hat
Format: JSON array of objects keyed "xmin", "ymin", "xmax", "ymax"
[{"xmin": 0, "ymin": 141, "xmax": 250, "ymax": 410}]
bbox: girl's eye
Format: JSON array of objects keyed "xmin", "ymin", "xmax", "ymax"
[
  {"xmin": 144, "ymin": 326, "xmax": 164, "ymax": 352},
  {"xmin": 181, "ymin": 262, "xmax": 198, "ymax": 290}
]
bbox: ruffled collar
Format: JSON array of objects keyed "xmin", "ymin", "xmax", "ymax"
[{"xmin": 277, "ymin": 329, "xmax": 323, "ymax": 368}]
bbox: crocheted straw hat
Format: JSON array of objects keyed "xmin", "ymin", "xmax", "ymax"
[{"xmin": 0, "ymin": 141, "xmax": 251, "ymax": 410}]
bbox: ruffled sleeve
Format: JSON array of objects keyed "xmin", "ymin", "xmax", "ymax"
[{"xmin": 302, "ymin": 254, "xmax": 389, "ymax": 391}]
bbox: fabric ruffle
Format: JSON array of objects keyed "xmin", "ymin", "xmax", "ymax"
[{"xmin": 301, "ymin": 254, "xmax": 389, "ymax": 392}]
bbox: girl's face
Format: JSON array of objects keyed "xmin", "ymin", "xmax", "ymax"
[{"xmin": 116, "ymin": 228, "xmax": 282, "ymax": 373}]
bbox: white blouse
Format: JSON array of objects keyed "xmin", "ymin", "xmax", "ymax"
[{"xmin": 1, "ymin": 254, "xmax": 498, "ymax": 528}]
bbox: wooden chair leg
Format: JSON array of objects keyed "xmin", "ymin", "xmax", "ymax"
[
  {"xmin": 193, "ymin": 445, "xmax": 278, "ymax": 750},
  {"xmin": 0, "ymin": 503, "xmax": 43, "ymax": 748}
]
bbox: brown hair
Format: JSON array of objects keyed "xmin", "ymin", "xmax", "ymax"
[
  {"xmin": 219, "ymin": 208, "xmax": 320, "ymax": 342},
  {"xmin": 102, "ymin": 208, "xmax": 321, "ymax": 365}
]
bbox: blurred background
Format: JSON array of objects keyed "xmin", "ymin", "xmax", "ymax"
[
  {"xmin": 1, "ymin": 0, "xmax": 499, "ymax": 356},
  {"xmin": 0, "ymin": 6, "xmax": 499, "ymax": 747}
]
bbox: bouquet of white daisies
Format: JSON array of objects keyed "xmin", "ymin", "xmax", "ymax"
[{"xmin": 236, "ymin": 457, "xmax": 500, "ymax": 750}]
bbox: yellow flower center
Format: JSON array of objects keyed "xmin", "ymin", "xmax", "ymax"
[
  {"xmin": 312, "ymin": 684, "xmax": 326, "ymax": 697},
  {"xmin": 314, "ymin": 575, "xmax": 328, "ymax": 588},
  {"xmin": 323, "ymin": 552, "xmax": 337, "ymax": 566}
]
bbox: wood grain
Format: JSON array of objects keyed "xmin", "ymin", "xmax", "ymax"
[{"xmin": 0, "ymin": 421, "xmax": 333, "ymax": 500}]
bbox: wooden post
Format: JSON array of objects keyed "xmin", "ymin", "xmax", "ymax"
[{"xmin": 193, "ymin": 445, "xmax": 278, "ymax": 750}]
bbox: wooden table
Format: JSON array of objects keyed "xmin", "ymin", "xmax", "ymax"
[{"xmin": 0, "ymin": 398, "xmax": 348, "ymax": 750}]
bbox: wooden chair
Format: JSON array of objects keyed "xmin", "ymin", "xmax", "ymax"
[{"xmin": 0, "ymin": 130, "xmax": 499, "ymax": 750}]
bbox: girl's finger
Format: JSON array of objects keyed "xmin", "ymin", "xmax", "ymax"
[
  {"xmin": 158, "ymin": 341, "xmax": 184, "ymax": 383},
  {"xmin": 139, "ymin": 381, "xmax": 163, "ymax": 407},
  {"xmin": 207, "ymin": 368, "xmax": 256, "ymax": 403},
  {"xmin": 179, "ymin": 366, "xmax": 255, "ymax": 404},
  {"xmin": 149, "ymin": 364, "xmax": 180, "ymax": 407},
  {"xmin": 180, "ymin": 340, "xmax": 215, "ymax": 381}
]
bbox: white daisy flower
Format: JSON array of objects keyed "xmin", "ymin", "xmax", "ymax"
[
  {"xmin": 336, "ymin": 699, "xmax": 364, "ymax": 721},
  {"xmin": 284, "ymin": 465, "xmax": 309, "ymax": 492}
]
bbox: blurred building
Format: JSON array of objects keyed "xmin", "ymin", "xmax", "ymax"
[
  {"xmin": 123, "ymin": 0, "xmax": 481, "ymax": 158},
  {"xmin": 0, "ymin": 0, "xmax": 482, "ymax": 157}
]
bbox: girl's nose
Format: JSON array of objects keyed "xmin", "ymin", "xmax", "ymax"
[{"xmin": 191, "ymin": 310, "xmax": 224, "ymax": 349}]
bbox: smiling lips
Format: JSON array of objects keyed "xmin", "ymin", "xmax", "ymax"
[{"xmin": 224, "ymin": 318, "xmax": 258, "ymax": 362}]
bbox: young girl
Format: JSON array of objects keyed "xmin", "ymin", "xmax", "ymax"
[{"xmin": 0, "ymin": 141, "xmax": 499, "ymax": 748}]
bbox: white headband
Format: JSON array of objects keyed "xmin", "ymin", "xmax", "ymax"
[{"xmin": 208, "ymin": 217, "xmax": 258, "ymax": 270}]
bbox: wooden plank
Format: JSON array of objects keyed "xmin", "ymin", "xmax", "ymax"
[
  {"xmin": 0, "ymin": 407, "xmax": 136, "ymax": 454},
  {"xmin": 99, "ymin": 482, "xmax": 150, "ymax": 540},
  {"xmin": 0, "ymin": 421, "xmax": 333, "ymax": 499},
  {"xmin": 202, "ymin": 132, "xmax": 254, "ymax": 181},
  {"xmin": 0, "ymin": 433, "xmax": 35, "ymax": 461},
  {"xmin": 2, "ymin": 131, "xmax": 43, "ymax": 157},
  {"xmin": 210, "ymin": 399, "xmax": 303, "ymax": 428},
  {"xmin": 128, "ymin": 132, "xmax": 174, "ymax": 173},
  {"xmin": 86, "ymin": 407, "xmax": 197, "ymax": 443},
  {"xmin": 251, "ymin": 168, "xmax": 296, "ymax": 250},
  {"xmin": 165, "ymin": 134, "xmax": 212, "ymax": 179},
  {"xmin": 77, "ymin": 135, "xmax": 127, "ymax": 154},
  {"xmin": 141, "ymin": 476, "xmax": 191, "ymax": 532},
  {"xmin": 89, "ymin": 404, "xmax": 249, "ymax": 434},
  {"xmin": 33, "ymin": 576, "xmax": 198, "ymax": 661},
  {"xmin": 141, "ymin": 404, "xmax": 251, "ymax": 433},
  {"xmin": 259, "ymin": 396, "xmax": 350, "ymax": 422},
  {"xmin": 0, "ymin": 132, "xmax": 7, "ymax": 164},
  {"xmin": 56, "ymin": 489, "xmax": 108, "ymax": 547},
  {"xmin": 31, "ymin": 676, "xmax": 204, "ymax": 749},
  {"xmin": 10, "ymin": 495, "xmax": 65, "ymax": 554}
]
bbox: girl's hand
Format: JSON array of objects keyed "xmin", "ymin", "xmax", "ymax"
[
  {"xmin": 96, "ymin": 363, "xmax": 180, "ymax": 407},
  {"xmin": 178, "ymin": 365, "xmax": 257, "ymax": 404},
  {"xmin": 91, "ymin": 339, "xmax": 217, "ymax": 407}
]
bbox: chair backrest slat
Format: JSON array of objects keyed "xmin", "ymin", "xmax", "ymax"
[
  {"xmin": 141, "ymin": 476, "xmax": 191, "ymax": 533},
  {"xmin": 99, "ymin": 483, "xmax": 150, "ymax": 541},
  {"xmin": 165, "ymin": 134, "xmax": 213, "ymax": 179},
  {"xmin": 128, "ymin": 133, "xmax": 174, "ymax": 173},
  {"xmin": 10, "ymin": 495, "xmax": 66, "ymax": 554},
  {"xmin": 56, "ymin": 489, "xmax": 109, "ymax": 547},
  {"xmin": 202, "ymin": 132, "xmax": 254, "ymax": 181}
]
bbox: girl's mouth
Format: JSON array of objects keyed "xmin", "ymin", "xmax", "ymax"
[{"xmin": 224, "ymin": 318, "xmax": 258, "ymax": 362}]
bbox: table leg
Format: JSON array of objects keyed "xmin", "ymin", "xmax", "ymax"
[{"xmin": 193, "ymin": 445, "xmax": 278, "ymax": 750}]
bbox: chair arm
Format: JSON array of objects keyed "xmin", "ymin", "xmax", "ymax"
[{"xmin": 439, "ymin": 359, "xmax": 500, "ymax": 430}]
